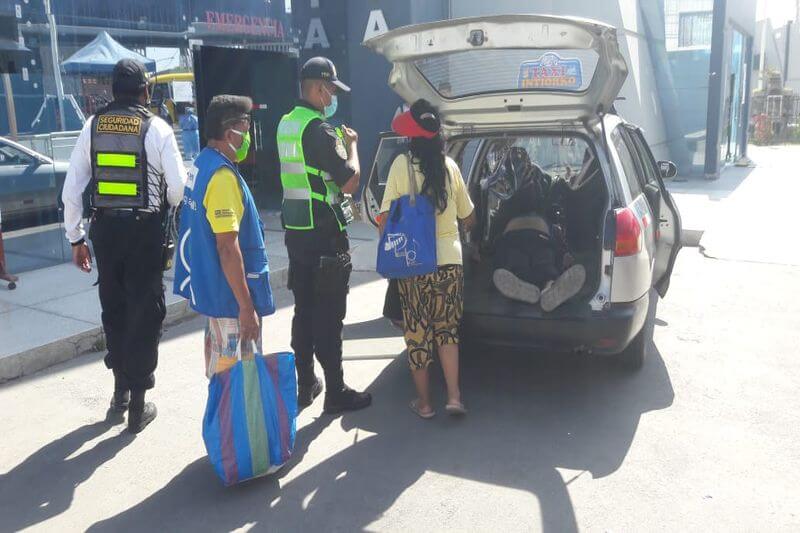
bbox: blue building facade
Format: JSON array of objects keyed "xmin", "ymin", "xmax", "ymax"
[{"xmin": 290, "ymin": 0, "xmax": 756, "ymax": 179}]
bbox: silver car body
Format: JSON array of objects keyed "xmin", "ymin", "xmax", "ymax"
[{"xmin": 363, "ymin": 14, "xmax": 682, "ymax": 354}]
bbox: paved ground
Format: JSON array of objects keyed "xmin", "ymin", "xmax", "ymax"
[
  {"xmin": 1, "ymin": 246, "xmax": 798, "ymax": 532},
  {"xmin": 3, "ymin": 146, "xmax": 799, "ymax": 531},
  {"xmin": 699, "ymin": 145, "xmax": 800, "ymax": 265},
  {"xmin": 0, "ymin": 217, "xmax": 378, "ymax": 381}
]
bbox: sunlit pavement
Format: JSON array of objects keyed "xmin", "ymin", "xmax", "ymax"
[{"xmin": 2, "ymin": 243, "xmax": 799, "ymax": 531}]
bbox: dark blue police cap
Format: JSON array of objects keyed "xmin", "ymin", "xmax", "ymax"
[{"xmin": 300, "ymin": 57, "xmax": 350, "ymax": 92}]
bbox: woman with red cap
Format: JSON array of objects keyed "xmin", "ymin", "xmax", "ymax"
[{"xmin": 379, "ymin": 99, "xmax": 476, "ymax": 419}]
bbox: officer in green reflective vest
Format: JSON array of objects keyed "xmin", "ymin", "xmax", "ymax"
[
  {"xmin": 277, "ymin": 57, "xmax": 371, "ymax": 414},
  {"xmin": 62, "ymin": 59, "xmax": 187, "ymax": 434}
]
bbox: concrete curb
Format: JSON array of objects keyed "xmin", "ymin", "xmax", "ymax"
[
  {"xmin": 0, "ymin": 266, "xmax": 290, "ymax": 384},
  {"xmin": 681, "ymin": 229, "xmax": 705, "ymax": 248}
]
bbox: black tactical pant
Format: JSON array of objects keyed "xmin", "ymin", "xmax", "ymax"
[
  {"xmin": 288, "ymin": 248, "xmax": 351, "ymax": 394},
  {"xmin": 494, "ymin": 229, "xmax": 562, "ymax": 289},
  {"xmin": 90, "ymin": 212, "xmax": 166, "ymax": 391}
]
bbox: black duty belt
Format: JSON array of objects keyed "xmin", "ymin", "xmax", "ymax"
[{"xmin": 96, "ymin": 209, "xmax": 160, "ymax": 219}]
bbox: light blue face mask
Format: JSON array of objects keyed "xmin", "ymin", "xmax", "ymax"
[{"xmin": 323, "ymin": 86, "xmax": 338, "ymax": 118}]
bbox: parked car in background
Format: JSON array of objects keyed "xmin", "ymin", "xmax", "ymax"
[
  {"xmin": 363, "ymin": 15, "xmax": 683, "ymax": 369},
  {"xmin": 0, "ymin": 137, "xmax": 70, "ymax": 231}
]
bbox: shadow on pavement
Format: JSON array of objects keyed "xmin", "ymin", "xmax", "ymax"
[
  {"xmin": 87, "ymin": 338, "xmax": 674, "ymax": 532},
  {"xmin": 0, "ymin": 422, "xmax": 135, "ymax": 532}
]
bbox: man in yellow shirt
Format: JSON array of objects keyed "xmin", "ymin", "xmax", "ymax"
[
  {"xmin": 173, "ymin": 95, "xmax": 275, "ymax": 377},
  {"xmin": 206, "ymin": 168, "xmax": 244, "ymax": 234}
]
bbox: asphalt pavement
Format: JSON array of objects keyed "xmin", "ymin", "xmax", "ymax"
[
  {"xmin": 2, "ymin": 145, "xmax": 799, "ymax": 531},
  {"xmin": 1, "ymin": 247, "xmax": 798, "ymax": 532}
]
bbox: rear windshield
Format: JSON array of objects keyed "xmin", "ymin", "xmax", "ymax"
[
  {"xmin": 415, "ymin": 49, "xmax": 599, "ymax": 99},
  {"xmin": 483, "ymin": 136, "xmax": 596, "ymax": 184}
]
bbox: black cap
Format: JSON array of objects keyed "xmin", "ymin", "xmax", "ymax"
[
  {"xmin": 410, "ymin": 99, "xmax": 441, "ymax": 133},
  {"xmin": 112, "ymin": 58, "xmax": 149, "ymax": 95},
  {"xmin": 300, "ymin": 57, "xmax": 350, "ymax": 92}
]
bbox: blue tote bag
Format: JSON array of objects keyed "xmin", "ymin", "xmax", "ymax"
[
  {"xmin": 377, "ymin": 153, "xmax": 437, "ymax": 279},
  {"xmin": 202, "ymin": 343, "xmax": 297, "ymax": 486}
]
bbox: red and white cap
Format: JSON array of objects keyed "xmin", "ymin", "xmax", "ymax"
[{"xmin": 391, "ymin": 99, "xmax": 441, "ymax": 139}]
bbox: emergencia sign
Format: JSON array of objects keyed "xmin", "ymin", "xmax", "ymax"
[
  {"xmin": 96, "ymin": 115, "xmax": 143, "ymax": 135},
  {"xmin": 518, "ymin": 53, "xmax": 583, "ymax": 90}
]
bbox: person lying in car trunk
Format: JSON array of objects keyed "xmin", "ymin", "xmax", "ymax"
[{"xmin": 475, "ymin": 147, "xmax": 587, "ymax": 312}]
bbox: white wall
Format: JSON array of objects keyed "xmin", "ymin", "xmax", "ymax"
[
  {"xmin": 449, "ymin": 0, "xmax": 670, "ymax": 159},
  {"xmin": 774, "ymin": 21, "xmax": 800, "ymax": 93},
  {"xmin": 754, "ymin": 19, "xmax": 783, "ymax": 90}
]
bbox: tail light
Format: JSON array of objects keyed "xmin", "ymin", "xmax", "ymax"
[{"xmin": 615, "ymin": 207, "xmax": 642, "ymax": 257}]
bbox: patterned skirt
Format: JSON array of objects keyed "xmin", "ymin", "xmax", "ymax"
[{"xmin": 397, "ymin": 265, "xmax": 464, "ymax": 370}]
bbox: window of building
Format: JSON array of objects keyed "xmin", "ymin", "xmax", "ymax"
[
  {"xmin": 0, "ymin": 1, "xmax": 295, "ymax": 274},
  {"xmin": 611, "ymin": 127, "xmax": 643, "ymax": 199},
  {"xmin": 679, "ymin": 11, "xmax": 713, "ymax": 47}
]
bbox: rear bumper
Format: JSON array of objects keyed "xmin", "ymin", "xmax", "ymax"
[{"xmin": 461, "ymin": 292, "xmax": 649, "ymax": 355}]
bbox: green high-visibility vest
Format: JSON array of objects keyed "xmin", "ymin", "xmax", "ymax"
[{"xmin": 277, "ymin": 106, "xmax": 347, "ymax": 231}]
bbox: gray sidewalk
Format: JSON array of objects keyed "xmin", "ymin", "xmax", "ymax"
[
  {"xmin": 667, "ymin": 144, "xmax": 797, "ymax": 265},
  {"xmin": 666, "ymin": 156, "xmax": 754, "ymax": 246},
  {"xmin": 0, "ymin": 212, "xmax": 379, "ymax": 382}
]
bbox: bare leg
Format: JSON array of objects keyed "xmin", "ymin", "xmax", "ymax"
[
  {"xmin": 411, "ymin": 366, "xmax": 433, "ymax": 414},
  {"xmin": 438, "ymin": 343, "xmax": 461, "ymax": 405}
]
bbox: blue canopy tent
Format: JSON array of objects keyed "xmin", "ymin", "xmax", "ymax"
[{"xmin": 61, "ymin": 31, "xmax": 156, "ymax": 74}]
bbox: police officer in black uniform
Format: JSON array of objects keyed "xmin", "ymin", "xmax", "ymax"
[
  {"xmin": 278, "ymin": 57, "xmax": 371, "ymax": 413},
  {"xmin": 62, "ymin": 59, "xmax": 187, "ymax": 433}
]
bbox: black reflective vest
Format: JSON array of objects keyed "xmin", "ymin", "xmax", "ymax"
[{"xmin": 89, "ymin": 104, "xmax": 154, "ymax": 209}]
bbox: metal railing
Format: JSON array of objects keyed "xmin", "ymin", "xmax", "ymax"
[
  {"xmin": 15, "ymin": 130, "xmax": 82, "ymax": 162},
  {"xmin": 750, "ymin": 94, "xmax": 800, "ymax": 144}
]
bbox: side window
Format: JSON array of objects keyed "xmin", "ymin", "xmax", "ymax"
[
  {"xmin": 364, "ymin": 134, "xmax": 407, "ymax": 224},
  {"xmin": 626, "ymin": 128, "xmax": 659, "ymax": 186},
  {"xmin": 0, "ymin": 145, "xmax": 34, "ymax": 166},
  {"xmin": 369, "ymin": 135, "xmax": 407, "ymax": 196},
  {"xmin": 611, "ymin": 127, "xmax": 643, "ymax": 199},
  {"xmin": 455, "ymin": 139, "xmax": 480, "ymax": 183}
]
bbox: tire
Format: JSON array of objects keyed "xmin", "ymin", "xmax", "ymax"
[
  {"xmin": 616, "ymin": 289, "xmax": 658, "ymax": 371},
  {"xmin": 617, "ymin": 323, "xmax": 647, "ymax": 370}
]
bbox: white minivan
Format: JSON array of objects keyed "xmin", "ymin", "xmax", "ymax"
[{"xmin": 362, "ymin": 15, "xmax": 682, "ymax": 369}]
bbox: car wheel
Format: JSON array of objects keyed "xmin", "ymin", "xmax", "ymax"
[
  {"xmin": 616, "ymin": 289, "xmax": 658, "ymax": 371},
  {"xmin": 617, "ymin": 323, "xmax": 647, "ymax": 370}
]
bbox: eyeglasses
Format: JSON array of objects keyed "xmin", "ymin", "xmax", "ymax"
[{"xmin": 223, "ymin": 114, "xmax": 252, "ymax": 126}]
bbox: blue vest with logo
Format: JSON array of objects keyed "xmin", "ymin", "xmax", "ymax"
[{"xmin": 173, "ymin": 148, "xmax": 275, "ymax": 319}]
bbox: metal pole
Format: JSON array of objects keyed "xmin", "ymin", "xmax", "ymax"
[
  {"xmin": 2, "ymin": 73, "xmax": 18, "ymax": 139},
  {"xmin": 784, "ymin": 20, "xmax": 792, "ymax": 87},
  {"xmin": 759, "ymin": 18, "xmax": 768, "ymax": 91},
  {"xmin": 704, "ymin": 0, "xmax": 727, "ymax": 179},
  {"xmin": 44, "ymin": 0, "xmax": 66, "ymax": 131}
]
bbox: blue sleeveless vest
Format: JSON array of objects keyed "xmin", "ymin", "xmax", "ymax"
[{"xmin": 173, "ymin": 148, "xmax": 275, "ymax": 319}]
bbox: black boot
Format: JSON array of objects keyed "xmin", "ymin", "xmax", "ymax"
[
  {"xmin": 128, "ymin": 390, "xmax": 157, "ymax": 434},
  {"xmin": 106, "ymin": 389, "xmax": 130, "ymax": 423},
  {"xmin": 323, "ymin": 385, "xmax": 372, "ymax": 415},
  {"xmin": 298, "ymin": 376, "xmax": 323, "ymax": 409}
]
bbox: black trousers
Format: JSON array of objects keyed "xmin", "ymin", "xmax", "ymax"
[
  {"xmin": 288, "ymin": 249, "xmax": 350, "ymax": 393},
  {"xmin": 494, "ymin": 229, "xmax": 561, "ymax": 288},
  {"xmin": 90, "ymin": 213, "xmax": 166, "ymax": 391}
]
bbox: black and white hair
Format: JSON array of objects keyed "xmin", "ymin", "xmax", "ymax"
[{"xmin": 205, "ymin": 95, "xmax": 252, "ymax": 140}]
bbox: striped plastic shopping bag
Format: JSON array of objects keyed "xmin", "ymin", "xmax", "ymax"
[{"xmin": 202, "ymin": 345, "xmax": 297, "ymax": 486}]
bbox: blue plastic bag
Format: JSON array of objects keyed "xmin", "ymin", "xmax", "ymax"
[
  {"xmin": 202, "ymin": 348, "xmax": 297, "ymax": 486},
  {"xmin": 377, "ymin": 154, "xmax": 437, "ymax": 279}
]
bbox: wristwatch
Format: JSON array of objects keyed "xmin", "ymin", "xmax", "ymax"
[{"xmin": 71, "ymin": 238, "xmax": 86, "ymax": 247}]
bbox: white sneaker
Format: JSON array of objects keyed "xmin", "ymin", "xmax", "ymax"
[
  {"xmin": 493, "ymin": 268, "xmax": 541, "ymax": 304},
  {"xmin": 540, "ymin": 264, "xmax": 586, "ymax": 312}
]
